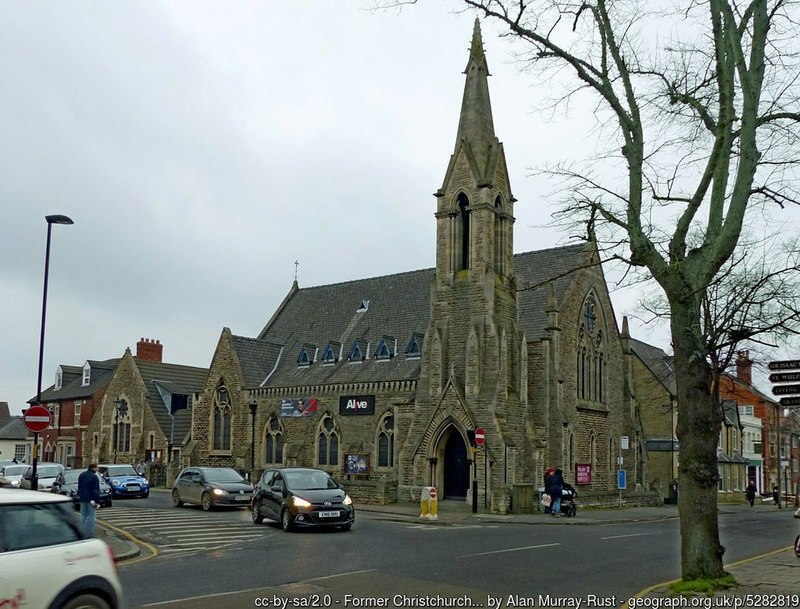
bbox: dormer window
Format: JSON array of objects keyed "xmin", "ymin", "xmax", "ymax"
[
  {"xmin": 82, "ymin": 363, "xmax": 91, "ymax": 387},
  {"xmin": 348, "ymin": 340, "xmax": 367, "ymax": 362},
  {"xmin": 405, "ymin": 333, "xmax": 424, "ymax": 359},
  {"xmin": 356, "ymin": 300, "xmax": 369, "ymax": 313},
  {"xmin": 322, "ymin": 342, "xmax": 341, "ymax": 365},
  {"xmin": 55, "ymin": 367, "xmax": 63, "ymax": 391},
  {"xmin": 375, "ymin": 336, "xmax": 395, "ymax": 361},
  {"xmin": 297, "ymin": 348, "xmax": 312, "ymax": 367}
]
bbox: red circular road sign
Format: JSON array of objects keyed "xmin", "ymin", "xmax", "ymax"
[
  {"xmin": 23, "ymin": 405, "xmax": 51, "ymax": 433},
  {"xmin": 474, "ymin": 427, "xmax": 485, "ymax": 445}
]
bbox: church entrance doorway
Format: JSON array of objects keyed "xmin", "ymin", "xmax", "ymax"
[{"xmin": 443, "ymin": 429, "xmax": 469, "ymax": 500}]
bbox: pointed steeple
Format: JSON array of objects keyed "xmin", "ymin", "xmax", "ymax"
[{"xmin": 454, "ymin": 18, "xmax": 497, "ymax": 179}]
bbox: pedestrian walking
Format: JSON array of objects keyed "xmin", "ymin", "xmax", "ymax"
[
  {"xmin": 745, "ymin": 480, "xmax": 757, "ymax": 507},
  {"xmin": 550, "ymin": 468, "xmax": 565, "ymax": 517},
  {"xmin": 543, "ymin": 467, "xmax": 554, "ymax": 514},
  {"xmin": 772, "ymin": 485, "xmax": 782, "ymax": 509},
  {"xmin": 78, "ymin": 462, "xmax": 101, "ymax": 536}
]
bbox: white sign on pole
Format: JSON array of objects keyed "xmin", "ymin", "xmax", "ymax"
[{"xmin": 621, "ymin": 436, "xmax": 629, "ymax": 450}]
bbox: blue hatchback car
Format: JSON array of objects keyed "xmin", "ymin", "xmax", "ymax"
[{"xmin": 98, "ymin": 464, "xmax": 150, "ymax": 498}]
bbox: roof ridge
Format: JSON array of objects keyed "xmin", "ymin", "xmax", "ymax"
[{"xmin": 134, "ymin": 359, "xmax": 209, "ymax": 373}]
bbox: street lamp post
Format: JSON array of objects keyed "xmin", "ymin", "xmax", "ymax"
[
  {"xmin": 32, "ymin": 214, "xmax": 73, "ymax": 492},
  {"xmin": 113, "ymin": 399, "xmax": 128, "ymax": 464},
  {"xmin": 249, "ymin": 401, "xmax": 258, "ymax": 480}
]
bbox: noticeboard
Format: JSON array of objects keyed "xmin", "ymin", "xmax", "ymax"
[
  {"xmin": 575, "ymin": 463, "xmax": 592, "ymax": 485},
  {"xmin": 344, "ymin": 453, "xmax": 370, "ymax": 476}
]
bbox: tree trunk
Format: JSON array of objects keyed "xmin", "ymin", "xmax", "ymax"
[{"xmin": 671, "ymin": 302, "xmax": 726, "ymax": 580}]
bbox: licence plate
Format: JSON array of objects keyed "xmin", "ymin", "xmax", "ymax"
[
  {"xmin": 127, "ymin": 486, "xmax": 140, "ymax": 492},
  {"xmin": 235, "ymin": 495, "xmax": 250, "ymax": 501},
  {"xmin": 318, "ymin": 510, "xmax": 340, "ymax": 518}
]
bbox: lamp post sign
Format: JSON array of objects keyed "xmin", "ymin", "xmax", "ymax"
[{"xmin": 768, "ymin": 360, "xmax": 800, "ymax": 371}]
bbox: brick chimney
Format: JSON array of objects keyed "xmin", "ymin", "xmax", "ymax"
[
  {"xmin": 136, "ymin": 338, "xmax": 163, "ymax": 363},
  {"xmin": 736, "ymin": 350, "xmax": 752, "ymax": 386}
]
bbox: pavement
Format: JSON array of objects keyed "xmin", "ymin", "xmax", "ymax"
[{"xmin": 97, "ymin": 493, "xmax": 800, "ymax": 607}]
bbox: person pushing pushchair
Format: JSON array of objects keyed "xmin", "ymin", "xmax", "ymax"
[{"xmin": 559, "ymin": 481, "xmax": 578, "ymax": 517}]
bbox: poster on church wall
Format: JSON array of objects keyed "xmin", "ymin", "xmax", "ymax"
[
  {"xmin": 575, "ymin": 463, "xmax": 592, "ymax": 485},
  {"xmin": 345, "ymin": 453, "xmax": 370, "ymax": 475},
  {"xmin": 339, "ymin": 395, "xmax": 375, "ymax": 415},
  {"xmin": 280, "ymin": 398, "xmax": 319, "ymax": 417}
]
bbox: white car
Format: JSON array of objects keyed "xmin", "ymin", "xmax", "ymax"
[
  {"xmin": 0, "ymin": 463, "xmax": 28, "ymax": 487},
  {"xmin": 19, "ymin": 462, "xmax": 66, "ymax": 491},
  {"xmin": 0, "ymin": 488, "xmax": 123, "ymax": 609}
]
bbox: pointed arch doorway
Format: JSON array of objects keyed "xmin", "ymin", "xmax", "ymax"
[{"xmin": 440, "ymin": 427, "xmax": 469, "ymax": 500}]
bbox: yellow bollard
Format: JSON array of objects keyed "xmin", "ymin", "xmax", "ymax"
[{"xmin": 420, "ymin": 486, "xmax": 439, "ymax": 521}]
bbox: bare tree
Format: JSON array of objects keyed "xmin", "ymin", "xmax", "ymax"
[{"xmin": 378, "ymin": 0, "xmax": 800, "ymax": 580}]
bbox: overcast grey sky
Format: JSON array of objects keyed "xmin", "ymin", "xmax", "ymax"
[{"xmin": 2, "ymin": 2, "xmax": 796, "ymax": 415}]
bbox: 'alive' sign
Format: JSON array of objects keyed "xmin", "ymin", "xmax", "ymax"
[{"xmin": 339, "ymin": 395, "xmax": 375, "ymax": 415}]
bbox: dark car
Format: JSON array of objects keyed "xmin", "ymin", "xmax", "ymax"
[
  {"xmin": 51, "ymin": 469, "xmax": 113, "ymax": 508},
  {"xmin": 172, "ymin": 467, "xmax": 254, "ymax": 511},
  {"xmin": 98, "ymin": 464, "xmax": 150, "ymax": 498},
  {"xmin": 251, "ymin": 467, "xmax": 354, "ymax": 532}
]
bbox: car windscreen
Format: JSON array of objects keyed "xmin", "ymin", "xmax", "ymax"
[
  {"xmin": 38, "ymin": 466, "xmax": 63, "ymax": 478},
  {"xmin": 62, "ymin": 470, "xmax": 82, "ymax": 483},
  {"xmin": 1, "ymin": 465, "xmax": 28, "ymax": 476},
  {"xmin": 284, "ymin": 471, "xmax": 337, "ymax": 490},
  {"xmin": 104, "ymin": 466, "xmax": 138, "ymax": 476},
  {"xmin": 201, "ymin": 469, "xmax": 245, "ymax": 483}
]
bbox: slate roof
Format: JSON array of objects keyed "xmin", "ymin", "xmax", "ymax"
[
  {"xmin": 32, "ymin": 359, "xmax": 120, "ymax": 403},
  {"xmin": 0, "ymin": 417, "xmax": 29, "ymax": 440},
  {"xmin": 514, "ymin": 244, "xmax": 590, "ymax": 339},
  {"xmin": 231, "ymin": 335, "xmax": 284, "ymax": 387},
  {"xmin": 721, "ymin": 399, "xmax": 742, "ymax": 427},
  {"xmin": 630, "ymin": 338, "xmax": 677, "ymax": 396},
  {"xmin": 243, "ymin": 243, "xmax": 591, "ymax": 389},
  {"xmin": 134, "ymin": 359, "xmax": 208, "ymax": 444}
]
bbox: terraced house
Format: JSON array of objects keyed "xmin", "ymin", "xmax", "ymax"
[{"xmin": 188, "ymin": 21, "xmax": 646, "ymax": 512}]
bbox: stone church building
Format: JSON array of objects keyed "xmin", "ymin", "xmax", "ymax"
[{"xmin": 189, "ymin": 20, "xmax": 646, "ymax": 512}]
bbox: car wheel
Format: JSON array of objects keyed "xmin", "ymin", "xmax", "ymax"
[
  {"xmin": 106, "ymin": 499, "xmax": 113, "ymax": 508},
  {"xmin": 281, "ymin": 508, "xmax": 294, "ymax": 532},
  {"xmin": 201, "ymin": 492, "xmax": 213, "ymax": 512},
  {"xmin": 172, "ymin": 489, "xmax": 183, "ymax": 507},
  {"xmin": 62, "ymin": 592, "xmax": 111, "ymax": 609},
  {"xmin": 142, "ymin": 490, "xmax": 150, "ymax": 499},
  {"xmin": 251, "ymin": 501, "xmax": 264, "ymax": 524}
]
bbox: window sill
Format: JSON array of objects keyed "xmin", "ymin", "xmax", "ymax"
[
  {"xmin": 576, "ymin": 401, "xmax": 609, "ymax": 413},
  {"xmin": 209, "ymin": 450, "xmax": 233, "ymax": 456}
]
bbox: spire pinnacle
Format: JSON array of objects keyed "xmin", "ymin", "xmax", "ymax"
[
  {"xmin": 470, "ymin": 17, "xmax": 484, "ymax": 64},
  {"xmin": 454, "ymin": 18, "xmax": 496, "ymax": 175}
]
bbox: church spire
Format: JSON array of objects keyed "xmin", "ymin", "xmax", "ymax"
[{"xmin": 454, "ymin": 18, "xmax": 497, "ymax": 176}]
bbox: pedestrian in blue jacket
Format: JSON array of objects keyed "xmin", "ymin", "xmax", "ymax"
[{"xmin": 78, "ymin": 463, "xmax": 101, "ymax": 535}]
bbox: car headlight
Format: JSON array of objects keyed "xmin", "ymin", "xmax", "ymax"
[
  {"xmin": 212, "ymin": 488, "xmax": 227, "ymax": 496},
  {"xmin": 292, "ymin": 496, "xmax": 312, "ymax": 508},
  {"xmin": 11, "ymin": 480, "xmax": 19, "ymax": 486},
  {"xmin": 343, "ymin": 494, "xmax": 353, "ymax": 506},
  {"xmin": 111, "ymin": 479, "xmax": 120, "ymax": 486}
]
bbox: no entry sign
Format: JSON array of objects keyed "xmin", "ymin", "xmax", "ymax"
[
  {"xmin": 23, "ymin": 405, "xmax": 51, "ymax": 433},
  {"xmin": 474, "ymin": 427, "xmax": 485, "ymax": 445}
]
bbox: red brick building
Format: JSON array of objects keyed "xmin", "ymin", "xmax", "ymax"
[
  {"xmin": 28, "ymin": 339, "xmax": 165, "ymax": 469},
  {"xmin": 717, "ymin": 352, "xmax": 795, "ymax": 498}
]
